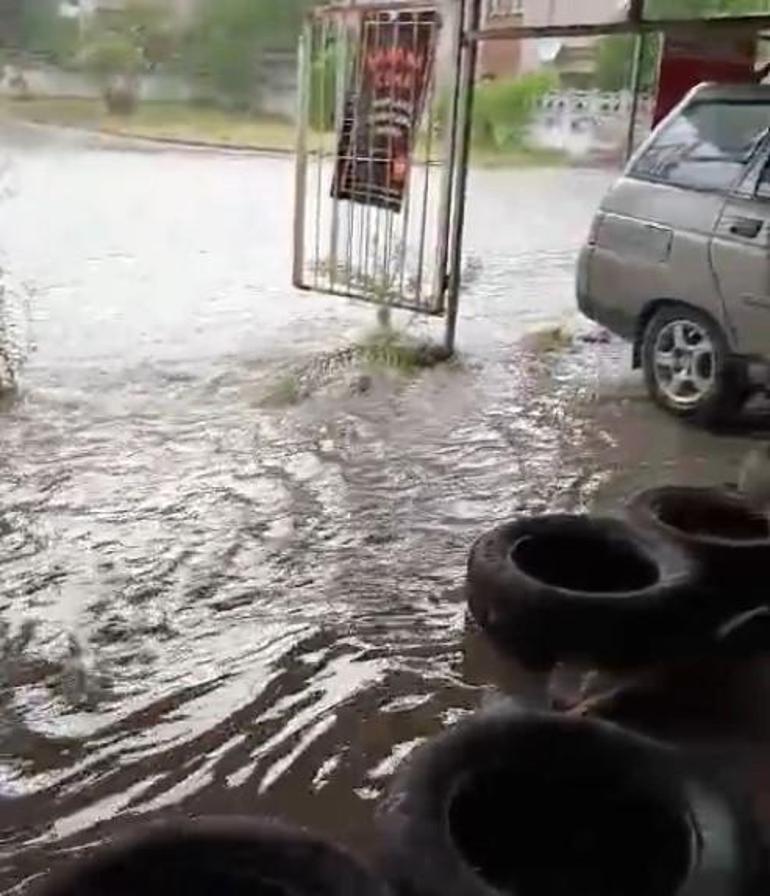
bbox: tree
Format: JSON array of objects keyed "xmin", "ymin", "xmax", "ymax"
[
  {"xmin": 596, "ymin": 34, "xmax": 660, "ymax": 91},
  {"xmin": 19, "ymin": 0, "xmax": 79, "ymax": 65},
  {"xmin": 81, "ymin": 33, "xmax": 143, "ymax": 113},
  {"xmin": 184, "ymin": 0, "xmax": 314, "ymax": 109},
  {"xmin": 473, "ymin": 70, "xmax": 558, "ymax": 150},
  {"xmin": 80, "ymin": 0, "xmax": 172, "ymax": 114},
  {"xmin": 114, "ymin": 0, "xmax": 176, "ymax": 69}
]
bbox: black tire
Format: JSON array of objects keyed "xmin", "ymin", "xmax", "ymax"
[
  {"xmin": 36, "ymin": 817, "xmax": 386, "ymax": 896},
  {"xmin": 378, "ymin": 706, "xmax": 763, "ymax": 896},
  {"xmin": 627, "ymin": 486, "xmax": 770, "ymax": 651},
  {"xmin": 466, "ymin": 515, "xmax": 704, "ymax": 670},
  {"xmin": 641, "ymin": 305, "xmax": 746, "ymax": 425}
]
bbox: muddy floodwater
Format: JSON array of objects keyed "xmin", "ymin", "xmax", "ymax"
[{"xmin": 0, "ymin": 124, "xmax": 765, "ymax": 891}]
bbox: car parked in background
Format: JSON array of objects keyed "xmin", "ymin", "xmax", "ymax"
[{"xmin": 578, "ymin": 83, "xmax": 770, "ymax": 423}]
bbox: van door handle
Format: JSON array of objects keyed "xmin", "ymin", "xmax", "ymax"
[{"xmin": 729, "ymin": 216, "xmax": 764, "ymax": 238}]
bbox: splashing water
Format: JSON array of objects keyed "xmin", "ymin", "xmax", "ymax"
[
  {"xmin": 0, "ymin": 157, "xmax": 30, "ymax": 394},
  {"xmin": 0, "ymin": 269, "xmax": 31, "ymax": 394},
  {"xmin": 0, "ymin": 134, "xmax": 620, "ymax": 889}
]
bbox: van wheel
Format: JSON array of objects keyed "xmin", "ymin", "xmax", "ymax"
[{"xmin": 641, "ymin": 306, "xmax": 745, "ymax": 424}]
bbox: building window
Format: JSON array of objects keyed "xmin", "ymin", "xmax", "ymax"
[{"xmin": 487, "ymin": 0, "xmax": 524, "ymax": 19}]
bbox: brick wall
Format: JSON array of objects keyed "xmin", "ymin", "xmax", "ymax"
[{"xmin": 479, "ymin": 14, "xmax": 523, "ymax": 80}]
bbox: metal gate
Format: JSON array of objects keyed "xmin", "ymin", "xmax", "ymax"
[{"xmin": 292, "ymin": 1, "xmax": 466, "ymax": 317}]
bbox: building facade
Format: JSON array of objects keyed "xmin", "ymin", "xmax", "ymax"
[
  {"xmin": 478, "ymin": 0, "xmax": 523, "ymax": 80},
  {"xmin": 480, "ymin": 0, "xmax": 629, "ymax": 84}
]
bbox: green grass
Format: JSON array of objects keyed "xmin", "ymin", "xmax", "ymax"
[
  {"xmin": 356, "ymin": 326, "xmax": 450, "ymax": 374},
  {"xmin": 527, "ymin": 323, "xmax": 574, "ymax": 355},
  {"xmin": 262, "ymin": 373, "xmax": 303, "ymax": 408},
  {"xmin": 259, "ymin": 327, "xmax": 453, "ymax": 409},
  {"xmin": 0, "ymin": 97, "xmax": 298, "ymax": 151},
  {"xmin": 0, "ymin": 97, "xmax": 567, "ymax": 166}
]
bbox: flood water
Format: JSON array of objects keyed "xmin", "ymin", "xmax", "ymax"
[{"xmin": 0, "ymin": 123, "xmax": 622, "ymax": 890}]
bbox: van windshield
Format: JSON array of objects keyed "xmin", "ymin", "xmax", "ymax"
[{"xmin": 632, "ymin": 99, "xmax": 770, "ymax": 191}]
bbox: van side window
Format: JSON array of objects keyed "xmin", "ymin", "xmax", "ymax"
[{"xmin": 632, "ymin": 100, "xmax": 770, "ymax": 192}]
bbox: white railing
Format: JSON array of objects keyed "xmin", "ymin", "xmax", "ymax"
[{"xmin": 537, "ymin": 89, "xmax": 654, "ymax": 119}]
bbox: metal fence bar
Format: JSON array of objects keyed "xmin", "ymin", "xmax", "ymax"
[
  {"xmin": 292, "ymin": 21, "xmax": 312, "ymax": 290},
  {"xmin": 397, "ymin": 11, "xmax": 421, "ymax": 302},
  {"xmin": 312, "ymin": 15, "xmax": 330, "ymax": 290},
  {"xmin": 361, "ymin": 16, "xmax": 377, "ymax": 300},
  {"xmin": 344, "ymin": 77, "xmax": 357, "ymax": 293},
  {"xmin": 381, "ymin": 10, "xmax": 403, "ymax": 308},
  {"xmin": 415, "ymin": 39, "xmax": 437, "ymax": 309},
  {"xmin": 625, "ymin": 33, "xmax": 645, "ymax": 162},
  {"xmin": 329, "ymin": 17, "xmax": 350, "ymax": 292},
  {"xmin": 444, "ymin": 0, "xmax": 482, "ymax": 354},
  {"xmin": 432, "ymin": 0, "xmax": 464, "ymax": 311}
]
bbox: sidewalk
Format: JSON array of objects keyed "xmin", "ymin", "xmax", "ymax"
[{"xmin": 0, "ymin": 98, "xmax": 298, "ymax": 155}]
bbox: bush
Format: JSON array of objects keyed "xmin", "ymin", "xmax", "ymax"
[
  {"xmin": 81, "ymin": 34, "xmax": 143, "ymax": 84},
  {"xmin": 473, "ymin": 70, "xmax": 557, "ymax": 150},
  {"xmin": 20, "ymin": 0, "xmax": 80, "ymax": 66},
  {"xmin": 183, "ymin": 0, "xmax": 313, "ymax": 109},
  {"xmin": 81, "ymin": 35, "xmax": 143, "ymax": 114},
  {"xmin": 596, "ymin": 34, "xmax": 661, "ymax": 91}
]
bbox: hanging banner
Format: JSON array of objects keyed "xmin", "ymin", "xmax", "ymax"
[
  {"xmin": 654, "ymin": 35, "xmax": 757, "ymax": 125},
  {"xmin": 332, "ymin": 9, "xmax": 439, "ymax": 213}
]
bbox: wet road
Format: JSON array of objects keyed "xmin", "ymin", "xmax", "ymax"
[{"xmin": 0, "ymin": 123, "xmax": 758, "ymax": 891}]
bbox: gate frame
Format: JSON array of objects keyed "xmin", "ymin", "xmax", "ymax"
[
  {"xmin": 293, "ymin": 0, "xmax": 462, "ymax": 318},
  {"xmin": 299, "ymin": 0, "xmax": 770, "ymax": 355}
]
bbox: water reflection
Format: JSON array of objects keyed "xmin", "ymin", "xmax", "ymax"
[{"xmin": 0, "ymin": 123, "xmax": 613, "ymax": 890}]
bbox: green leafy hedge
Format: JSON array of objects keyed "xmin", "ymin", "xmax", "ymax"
[{"xmin": 472, "ymin": 70, "xmax": 557, "ymax": 150}]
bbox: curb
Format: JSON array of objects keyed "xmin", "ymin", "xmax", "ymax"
[
  {"xmin": 2, "ymin": 116, "xmax": 296, "ymax": 158},
  {"xmin": 98, "ymin": 126, "xmax": 295, "ymax": 157}
]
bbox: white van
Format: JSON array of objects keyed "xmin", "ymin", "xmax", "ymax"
[{"xmin": 578, "ymin": 83, "xmax": 770, "ymax": 423}]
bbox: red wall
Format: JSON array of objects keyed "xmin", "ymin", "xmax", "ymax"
[{"xmin": 654, "ymin": 36, "xmax": 757, "ymax": 125}]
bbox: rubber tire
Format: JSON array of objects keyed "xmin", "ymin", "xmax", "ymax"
[
  {"xmin": 36, "ymin": 817, "xmax": 386, "ymax": 896},
  {"xmin": 466, "ymin": 515, "xmax": 704, "ymax": 670},
  {"xmin": 378, "ymin": 706, "xmax": 763, "ymax": 896},
  {"xmin": 641, "ymin": 305, "xmax": 746, "ymax": 426},
  {"xmin": 627, "ymin": 486, "xmax": 770, "ymax": 644}
]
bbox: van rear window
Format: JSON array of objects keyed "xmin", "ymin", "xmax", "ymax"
[{"xmin": 632, "ymin": 100, "xmax": 770, "ymax": 192}]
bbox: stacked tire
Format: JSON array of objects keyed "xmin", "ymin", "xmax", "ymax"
[
  {"xmin": 466, "ymin": 488, "xmax": 770, "ymax": 671},
  {"xmin": 36, "ymin": 714, "xmax": 766, "ymax": 896},
  {"xmin": 377, "ymin": 705, "xmax": 762, "ymax": 896},
  {"xmin": 375, "ymin": 490, "xmax": 770, "ymax": 896},
  {"xmin": 36, "ymin": 817, "xmax": 386, "ymax": 896}
]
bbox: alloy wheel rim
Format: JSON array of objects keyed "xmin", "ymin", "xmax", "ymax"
[{"xmin": 653, "ymin": 320, "xmax": 716, "ymax": 408}]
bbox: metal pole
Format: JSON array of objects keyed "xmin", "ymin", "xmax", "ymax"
[
  {"xmin": 433, "ymin": 0, "xmax": 464, "ymax": 309},
  {"xmin": 625, "ymin": 32, "xmax": 644, "ymax": 163},
  {"xmin": 293, "ymin": 22, "xmax": 312, "ymax": 289},
  {"xmin": 628, "ymin": 0, "xmax": 645, "ymax": 24},
  {"xmin": 444, "ymin": 0, "xmax": 482, "ymax": 356}
]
